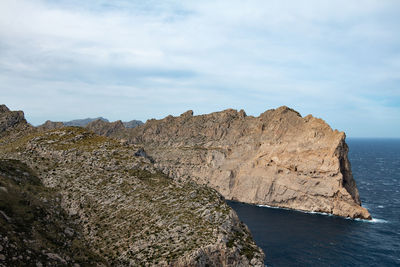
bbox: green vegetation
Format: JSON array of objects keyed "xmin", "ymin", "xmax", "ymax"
[
  {"xmin": 0, "ymin": 125, "xmax": 263, "ymax": 265},
  {"xmin": 0, "ymin": 159, "xmax": 105, "ymax": 266}
]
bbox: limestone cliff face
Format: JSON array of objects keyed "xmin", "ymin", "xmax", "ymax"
[{"xmin": 105, "ymin": 106, "xmax": 370, "ymax": 220}]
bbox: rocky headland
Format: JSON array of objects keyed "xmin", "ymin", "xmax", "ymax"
[
  {"xmin": 88, "ymin": 106, "xmax": 371, "ymax": 220},
  {"xmin": 0, "ymin": 105, "xmax": 264, "ymax": 266}
]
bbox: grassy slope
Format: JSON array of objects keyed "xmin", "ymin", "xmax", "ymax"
[
  {"xmin": 0, "ymin": 159, "xmax": 105, "ymax": 266},
  {"xmin": 0, "ymin": 127, "xmax": 264, "ymax": 266}
]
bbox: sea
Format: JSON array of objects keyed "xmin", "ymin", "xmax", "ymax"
[{"xmin": 228, "ymin": 138, "xmax": 400, "ymax": 266}]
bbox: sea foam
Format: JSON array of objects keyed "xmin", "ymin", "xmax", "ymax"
[{"xmin": 257, "ymin": 204, "xmax": 387, "ymax": 222}]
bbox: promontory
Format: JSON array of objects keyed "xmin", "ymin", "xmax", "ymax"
[{"xmin": 86, "ymin": 106, "xmax": 371, "ymax": 220}]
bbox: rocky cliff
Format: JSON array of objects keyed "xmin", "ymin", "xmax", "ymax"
[
  {"xmin": 0, "ymin": 105, "xmax": 264, "ymax": 266},
  {"xmin": 0, "ymin": 105, "xmax": 31, "ymax": 138},
  {"xmin": 96, "ymin": 106, "xmax": 370, "ymax": 220}
]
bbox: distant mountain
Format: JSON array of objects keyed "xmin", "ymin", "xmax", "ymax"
[
  {"xmin": 123, "ymin": 120, "xmax": 144, "ymax": 128},
  {"xmin": 63, "ymin": 117, "xmax": 109, "ymax": 127},
  {"xmin": 38, "ymin": 117, "xmax": 144, "ymax": 131}
]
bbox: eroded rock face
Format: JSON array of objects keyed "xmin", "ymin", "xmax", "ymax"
[
  {"xmin": 110, "ymin": 106, "xmax": 370, "ymax": 220},
  {"xmin": 37, "ymin": 120, "xmax": 65, "ymax": 131},
  {"xmin": 0, "ymin": 105, "xmax": 32, "ymax": 144},
  {"xmin": 86, "ymin": 119, "xmax": 127, "ymax": 137},
  {"xmin": 123, "ymin": 120, "xmax": 144, "ymax": 128},
  {"xmin": 0, "ymin": 105, "xmax": 29, "ymax": 135}
]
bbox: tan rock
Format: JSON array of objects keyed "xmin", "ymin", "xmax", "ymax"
[
  {"xmin": 0, "ymin": 104, "xmax": 31, "ymax": 137},
  {"xmin": 37, "ymin": 120, "xmax": 64, "ymax": 131},
  {"xmin": 102, "ymin": 106, "xmax": 371, "ymax": 220},
  {"xmin": 86, "ymin": 119, "xmax": 127, "ymax": 138}
]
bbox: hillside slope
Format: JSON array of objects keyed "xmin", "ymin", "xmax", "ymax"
[{"xmin": 0, "ymin": 105, "xmax": 264, "ymax": 266}]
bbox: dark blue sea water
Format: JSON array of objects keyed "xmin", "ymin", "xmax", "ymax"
[{"xmin": 228, "ymin": 138, "xmax": 400, "ymax": 266}]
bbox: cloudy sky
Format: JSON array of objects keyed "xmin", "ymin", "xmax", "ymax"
[{"xmin": 0, "ymin": 0, "xmax": 399, "ymax": 137}]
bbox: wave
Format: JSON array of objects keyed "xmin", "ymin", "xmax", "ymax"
[
  {"xmin": 257, "ymin": 204, "xmax": 335, "ymax": 217},
  {"xmin": 257, "ymin": 204, "xmax": 388, "ymax": 223},
  {"xmin": 348, "ymin": 217, "xmax": 388, "ymax": 223},
  {"xmin": 371, "ymin": 218, "xmax": 388, "ymax": 223}
]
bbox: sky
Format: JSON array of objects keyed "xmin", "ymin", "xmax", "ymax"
[{"xmin": 0, "ymin": 0, "xmax": 399, "ymax": 137}]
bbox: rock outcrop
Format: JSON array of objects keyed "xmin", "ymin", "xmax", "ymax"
[
  {"xmin": 0, "ymin": 105, "xmax": 30, "ymax": 137},
  {"xmin": 123, "ymin": 120, "xmax": 144, "ymax": 128},
  {"xmin": 97, "ymin": 106, "xmax": 370, "ymax": 220},
  {"xmin": 37, "ymin": 120, "xmax": 65, "ymax": 131},
  {"xmin": 86, "ymin": 119, "xmax": 127, "ymax": 138},
  {"xmin": 0, "ymin": 105, "xmax": 265, "ymax": 266},
  {"xmin": 0, "ymin": 105, "xmax": 33, "ymax": 147}
]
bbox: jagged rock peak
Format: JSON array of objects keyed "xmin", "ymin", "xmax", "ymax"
[
  {"xmin": 180, "ymin": 110, "xmax": 194, "ymax": 117},
  {"xmin": 123, "ymin": 120, "xmax": 144, "ymax": 128},
  {"xmin": 259, "ymin": 105, "xmax": 302, "ymax": 119},
  {"xmin": 85, "ymin": 119, "xmax": 126, "ymax": 137},
  {"xmin": 0, "ymin": 105, "xmax": 29, "ymax": 135},
  {"xmin": 38, "ymin": 120, "xmax": 65, "ymax": 131},
  {"xmin": 87, "ymin": 119, "xmax": 124, "ymax": 128},
  {"xmin": 275, "ymin": 105, "xmax": 302, "ymax": 116},
  {"xmin": 0, "ymin": 104, "xmax": 10, "ymax": 113}
]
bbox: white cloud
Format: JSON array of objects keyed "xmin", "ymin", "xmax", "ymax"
[{"xmin": 0, "ymin": 0, "xmax": 399, "ymax": 137}]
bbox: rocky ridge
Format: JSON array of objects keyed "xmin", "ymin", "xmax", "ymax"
[
  {"xmin": 123, "ymin": 120, "xmax": 144, "ymax": 129},
  {"xmin": 64, "ymin": 117, "xmax": 110, "ymax": 127},
  {"xmin": 91, "ymin": 106, "xmax": 371, "ymax": 220},
  {"xmin": 38, "ymin": 117, "xmax": 143, "ymax": 130},
  {"xmin": 86, "ymin": 119, "xmax": 127, "ymax": 138},
  {"xmin": 0, "ymin": 105, "xmax": 264, "ymax": 266}
]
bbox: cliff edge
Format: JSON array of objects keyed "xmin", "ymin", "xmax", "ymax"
[{"xmin": 105, "ymin": 106, "xmax": 370, "ymax": 220}]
